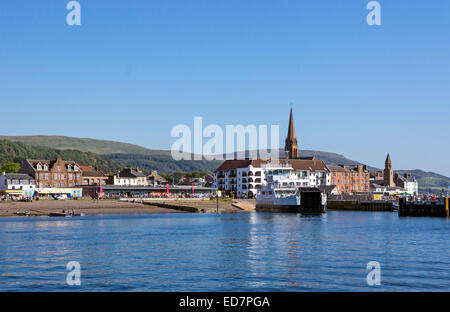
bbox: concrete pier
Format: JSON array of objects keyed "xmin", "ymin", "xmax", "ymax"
[
  {"xmin": 398, "ymin": 197, "xmax": 449, "ymax": 217},
  {"xmin": 327, "ymin": 200, "xmax": 394, "ymax": 211}
]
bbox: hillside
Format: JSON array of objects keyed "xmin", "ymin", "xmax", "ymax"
[
  {"xmin": 106, "ymin": 153, "xmax": 222, "ymax": 173},
  {"xmin": 0, "ymin": 135, "xmax": 157, "ymax": 155},
  {"xmin": 0, "ymin": 140, "xmax": 122, "ymax": 174}
]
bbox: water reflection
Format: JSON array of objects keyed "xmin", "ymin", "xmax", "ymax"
[{"xmin": 0, "ymin": 212, "xmax": 449, "ymax": 291}]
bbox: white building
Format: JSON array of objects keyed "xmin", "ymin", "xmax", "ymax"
[
  {"xmin": 109, "ymin": 168, "xmax": 148, "ymax": 186},
  {"xmin": 214, "ymin": 158, "xmax": 331, "ymax": 198},
  {"xmin": 395, "ymin": 173, "xmax": 419, "ymax": 195},
  {"xmin": 0, "ymin": 172, "xmax": 36, "ymax": 198}
]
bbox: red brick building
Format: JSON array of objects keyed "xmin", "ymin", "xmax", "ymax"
[
  {"xmin": 19, "ymin": 158, "xmax": 82, "ymax": 188},
  {"xmin": 328, "ymin": 164, "xmax": 370, "ymax": 194},
  {"xmin": 79, "ymin": 164, "xmax": 108, "ymax": 186}
]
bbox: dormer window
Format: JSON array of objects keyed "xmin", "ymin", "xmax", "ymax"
[
  {"xmin": 43, "ymin": 165, "xmax": 48, "ymax": 170},
  {"xmin": 37, "ymin": 164, "xmax": 42, "ymax": 170}
]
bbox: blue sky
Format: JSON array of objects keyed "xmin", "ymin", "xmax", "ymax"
[{"xmin": 0, "ymin": 1, "xmax": 449, "ymax": 175}]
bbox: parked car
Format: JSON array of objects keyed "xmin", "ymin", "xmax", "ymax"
[{"xmin": 54, "ymin": 195, "xmax": 68, "ymax": 200}]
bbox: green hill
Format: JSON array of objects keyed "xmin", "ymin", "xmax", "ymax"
[
  {"xmin": 106, "ymin": 153, "xmax": 222, "ymax": 173},
  {"xmin": 0, "ymin": 140, "xmax": 122, "ymax": 174},
  {"xmin": 0, "ymin": 135, "xmax": 156, "ymax": 155}
]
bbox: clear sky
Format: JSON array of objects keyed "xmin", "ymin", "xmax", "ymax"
[{"xmin": 0, "ymin": 1, "xmax": 449, "ymax": 175}]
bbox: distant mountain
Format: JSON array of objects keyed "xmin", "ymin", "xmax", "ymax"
[
  {"xmin": 0, "ymin": 139, "xmax": 122, "ymax": 174},
  {"xmin": 1, "ymin": 135, "xmax": 449, "ymax": 191}
]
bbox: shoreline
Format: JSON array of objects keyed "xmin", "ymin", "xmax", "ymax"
[{"xmin": 0, "ymin": 198, "xmax": 246, "ymax": 217}]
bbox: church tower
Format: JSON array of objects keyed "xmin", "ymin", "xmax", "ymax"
[
  {"xmin": 285, "ymin": 108, "xmax": 299, "ymax": 159},
  {"xmin": 383, "ymin": 153, "xmax": 395, "ymax": 187}
]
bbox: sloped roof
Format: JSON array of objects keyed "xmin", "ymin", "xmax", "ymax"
[
  {"xmin": 2, "ymin": 173, "xmax": 34, "ymax": 180},
  {"xmin": 215, "ymin": 158, "xmax": 328, "ymax": 173},
  {"xmin": 79, "ymin": 164, "xmax": 106, "ymax": 177}
]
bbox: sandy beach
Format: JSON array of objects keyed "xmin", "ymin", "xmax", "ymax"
[{"xmin": 0, "ymin": 198, "xmax": 248, "ymax": 217}]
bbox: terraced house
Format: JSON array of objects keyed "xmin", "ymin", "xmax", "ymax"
[
  {"xmin": 328, "ymin": 164, "xmax": 370, "ymax": 194},
  {"xmin": 79, "ymin": 164, "xmax": 108, "ymax": 186},
  {"xmin": 19, "ymin": 158, "xmax": 82, "ymax": 188}
]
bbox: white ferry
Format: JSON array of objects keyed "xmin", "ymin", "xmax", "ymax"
[{"xmin": 255, "ymin": 162, "xmax": 327, "ymax": 213}]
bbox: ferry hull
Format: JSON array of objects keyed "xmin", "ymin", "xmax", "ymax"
[
  {"xmin": 255, "ymin": 204, "xmax": 327, "ymax": 213},
  {"xmin": 255, "ymin": 204, "xmax": 299, "ymax": 212}
]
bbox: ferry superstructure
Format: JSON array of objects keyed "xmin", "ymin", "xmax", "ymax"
[{"xmin": 255, "ymin": 162, "xmax": 327, "ymax": 213}]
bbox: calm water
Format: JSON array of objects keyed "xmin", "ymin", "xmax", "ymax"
[{"xmin": 0, "ymin": 211, "xmax": 449, "ymax": 291}]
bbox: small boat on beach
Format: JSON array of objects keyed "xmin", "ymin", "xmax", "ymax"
[
  {"xmin": 14, "ymin": 211, "xmax": 31, "ymax": 216},
  {"xmin": 49, "ymin": 212, "xmax": 67, "ymax": 217},
  {"xmin": 49, "ymin": 211, "xmax": 85, "ymax": 217}
]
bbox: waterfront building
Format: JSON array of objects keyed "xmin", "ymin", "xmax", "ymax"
[
  {"xmin": 0, "ymin": 172, "xmax": 35, "ymax": 198},
  {"xmin": 395, "ymin": 173, "xmax": 419, "ymax": 195},
  {"xmin": 108, "ymin": 168, "xmax": 148, "ymax": 186},
  {"xmin": 328, "ymin": 164, "xmax": 370, "ymax": 194},
  {"xmin": 213, "ymin": 109, "xmax": 331, "ymax": 198},
  {"xmin": 147, "ymin": 170, "xmax": 167, "ymax": 186},
  {"xmin": 19, "ymin": 158, "xmax": 82, "ymax": 189},
  {"xmin": 82, "ymin": 184, "xmax": 215, "ymax": 199},
  {"xmin": 79, "ymin": 164, "xmax": 108, "ymax": 186}
]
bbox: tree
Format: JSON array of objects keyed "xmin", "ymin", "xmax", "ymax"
[{"xmin": 1, "ymin": 162, "xmax": 20, "ymax": 173}]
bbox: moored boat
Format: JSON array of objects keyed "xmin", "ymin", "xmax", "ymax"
[{"xmin": 255, "ymin": 162, "xmax": 327, "ymax": 213}]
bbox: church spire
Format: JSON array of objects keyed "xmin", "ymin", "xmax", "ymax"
[
  {"xmin": 385, "ymin": 153, "xmax": 392, "ymax": 169},
  {"xmin": 287, "ymin": 107, "xmax": 295, "ymax": 141},
  {"xmin": 285, "ymin": 107, "xmax": 299, "ymax": 159}
]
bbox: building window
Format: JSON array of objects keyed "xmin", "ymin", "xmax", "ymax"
[{"xmin": 57, "ymin": 166, "xmax": 61, "ymax": 171}]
